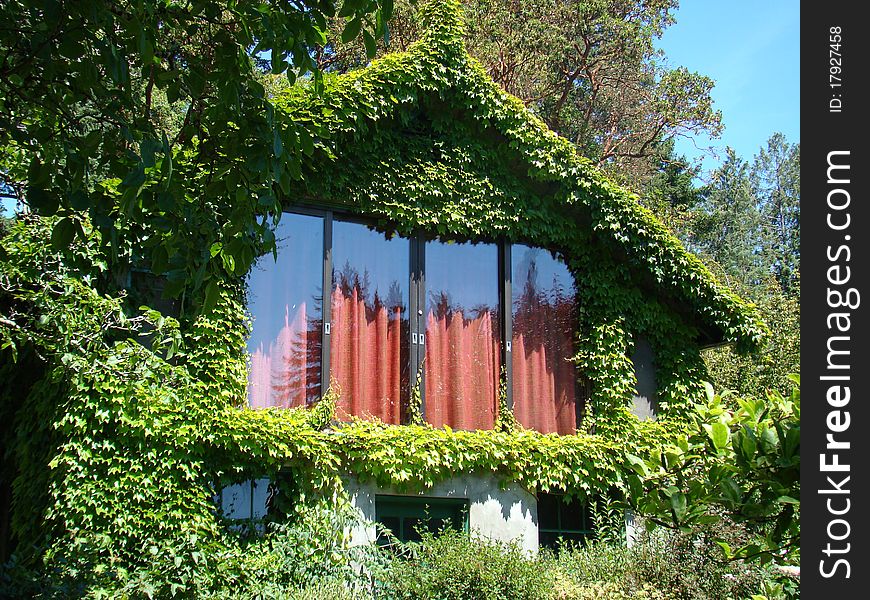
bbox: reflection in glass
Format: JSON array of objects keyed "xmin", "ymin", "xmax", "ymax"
[
  {"xmin": 247, "ymin": 213, "xmax": 323, "ymax": 408},
  {"xmin": 511, "ymin": 245, "xmax": 577, "ymax": 434},
  {"xmin": 330, "ymin": 221, "xmax": 410, "ymax": 424},
  {"xmin": 425, "ymin": 240, "xmax": 500, "ymax": 430}
]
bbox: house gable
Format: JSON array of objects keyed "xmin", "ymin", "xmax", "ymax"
[{"xmin": 273, "ymin": 0, "xmax": 766, "ymax": 353}]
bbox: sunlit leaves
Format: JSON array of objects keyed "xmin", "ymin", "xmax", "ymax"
[{"xmin": 626, "ymin": 380, "xmax": 800, "ymax": 565}]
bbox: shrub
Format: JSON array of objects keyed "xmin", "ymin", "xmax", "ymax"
[
  {"xmin": 114, "ymin": 503, "xmax": 387, "ymax": 599},
  {"xmin": 548, "ymin": 530, "xmax": 772, "ymax": 600},
  {"xmin": 379, "ymin": 529, "xmax": 551, "ymax": 600}
]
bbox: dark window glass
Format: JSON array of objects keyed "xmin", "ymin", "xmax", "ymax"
[
  {"xmin": 247, "ymin": 213, "xmax": 323, "ymax": 408},
  {"xmin": 424, "ymin": 240, "xmax": 501, "ymax": 430},
  {"xmin": 559, "ymin": 496, "xmax": 586, "ymax": 531},
  {"xmin": 537, "ymin": 492, "xmax": 560, "ymax": 529},
  {"xmin": 511, "ymin": 245, "xmax": 578, "ymax": 434},
  {"xmin": 330, "ymin": 221, "xmax": 410, "ymax": 424},
  {"xmin": 537, "ymin": 493, "xmax": 593, "ymax": 551},
  {"xmin": 375, "ymin": 496, "xmax": 468, "ymax": 544},
  {"xmin": 631, "ymin": 335, "xmax": 659, "ymax": 420}
]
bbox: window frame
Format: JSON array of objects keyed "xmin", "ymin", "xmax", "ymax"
[
  {"xmin": 536, "ymin": 492, "xmax": 594, "ymax": 549},
  {"xmin": 249, "ymin": 206, "xmax": 580, "ymax": 428},
  {"xmin": 375, "ymin": 494, "xmax": 470, "ymax": 543}
]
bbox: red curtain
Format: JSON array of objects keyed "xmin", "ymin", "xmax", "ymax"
[
  {"xmin": 248, "ymin": 302, "xmax": 321, "ymax": 409},
  {"xmin": 424, "ymin": 309, "xmax": 500, "ymax": 430},
  {"xmin": 511, "ymin": 301, "xmax": 576, "ymax": 435},
  {"xmin": 330, "ymin": 286, "xmax": 406, "ymax": 424}
]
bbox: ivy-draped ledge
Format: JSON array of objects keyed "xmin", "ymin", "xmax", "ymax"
[{"xmin": 0, "ymin": 0, "xmax": 766, "ymax": 594}]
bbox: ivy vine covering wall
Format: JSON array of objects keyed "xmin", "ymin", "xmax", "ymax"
[{"xmin": 0, "ymin": 0, "xmax": 766, "ymax": 594}]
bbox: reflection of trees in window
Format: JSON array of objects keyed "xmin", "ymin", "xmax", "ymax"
[
  {"xmin": 336, "ymin": 261, "xmax": 406, "ymax": 316},
  {"xmin": 427, "ymin": 291, "xmax": 500, "ymax": 341},
  {"xmin": 247, "ymin": 212, "xmax": 324, "ymax": 410},
  {"xmin": 425, "ymin": 288, "xmax": 501, "ymax": 431},
  {"xmin": 513, "ymin": 249, "xmax": 575, "ymax": 373},
  {"xmin": 269, "ymin": 291, "xmax": 323, "ymax": 408}
]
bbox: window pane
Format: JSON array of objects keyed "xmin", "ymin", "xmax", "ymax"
[
  {"xmin": 559, "ymin": 496, "xmax": 586, "ymax": 531},
  {"xmin": 247, "ymin": 213, "xmax": 323, "ymax": 408},
  {"xmin": 375, "ymin": 496, "xmax": 468, "ymax": 544},
  {"xmin": 537, "ymin": 492, "xmax": 560, "ymax": 530},
  {"xmin": 330, "ymin": 221, "xmax": 410, "ymax": 424},
  {"xmin": 511, "ymin": 245, "xmax": 577, "ymax": 434},
  {"xmin": 425, "ymin": 240, "xmax": 500, "ymax": 430}
]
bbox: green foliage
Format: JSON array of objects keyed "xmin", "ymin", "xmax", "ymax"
[
  {"xmin": 625, "ymin": 379, "xmax": 800, "ymax": 566},
  {"xmin": 677, "ymin": 134, "xmax": 800, "ymax": 295},
  {"xmin": 117, "ymin": 503, "xmax": 388, "ymax": 599},
  {"xmin": 1, "ymin": 0, "xmax": 386, "ymax": 310},
  {"xmin": 380, "ymin": 528, "xmax": 553, "ymax": 600},
  {"xmin": 548, "ymin": 532, "xmax": 773, "ymax": 600},
  {"xmin": 321, "ymin": 0, "xmax": 723, "ymax": 192},
  {"xmin": 703, "ymin": 277, "xmax": 800, "ymax": 399},
  {"xmin": 752, "ymin": 134, "xmax": 800, "ymax": 294},
  {"xmin": 688, "ymin": 148, "xmax": 767, "ymax": 287}
]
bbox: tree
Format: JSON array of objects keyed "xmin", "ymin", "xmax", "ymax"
[
  {"xmin": 320, "ymin": 0, "xmax": 722, "ymax": 191},
  {"xmin": 0, "ymin": 0, "xmax": 387, "ymax": 310},
  {"xmin": 687, "ymin": 148, "xmax": 766, "ymax": 288},
  {"xmin": 639, "ymin": 138, "xmax": 706, "ymax": 239},
  {"xmin": 703, "ymin": 276, "xmax": 800, "ymax": 399},
  {"xmin": 752, "ymin": 133, "xmax": 800, "ymax": 294}
]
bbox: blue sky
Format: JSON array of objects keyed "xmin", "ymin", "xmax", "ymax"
[{"xmin": 656, "ymin": 0, "xmax": 800, "ymax": 175}]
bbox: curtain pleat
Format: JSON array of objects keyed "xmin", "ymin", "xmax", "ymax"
[
  {"xmin": 424, "ymin": 310, "xmax": 500, "ymax": 430},
  {"xmin": 331, "ymin": 287, "xmax": 404, "ymax": 424},
  {"xmin": 512, "ymin": 301, "xmax": 576, "ymax": 435}
]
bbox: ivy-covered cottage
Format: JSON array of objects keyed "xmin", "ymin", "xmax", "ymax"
[
  {"xmin": 0, "ymin": 0, "xmax": 767, "ymax": 582},
  {"xmin": 220, "ymin": 1, "xmax": 765, "ymax": 553}
]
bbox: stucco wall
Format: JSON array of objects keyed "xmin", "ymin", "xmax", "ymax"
[{"xmin": 343, "ymin": 473, "xmax": 539, "ymax": 555}]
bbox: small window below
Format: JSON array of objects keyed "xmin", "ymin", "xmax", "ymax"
[
  {"xmin": 537, "ymin": 492, "xmax": 593, "ymax": 550},
  {"xmin": 375, "ymin": 495, "xmax": 468, "ymax": 544}
]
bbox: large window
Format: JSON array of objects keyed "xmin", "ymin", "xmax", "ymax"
[
  {"xmin": 511, "ymin": 245, "xmax": 578, "ymax": 435},
  {"xmin": 425, "ymin": 240, "xmax": 501, "ymax": 430},
  {"xmin": 331, "ymin": 220, "xmax": 410, "ymax": 424},
  {"xmin": 247, "ymin": 213, "xmax": 323, "ymax": 409},
  {"xmin": 246, "ymin": 210, "xmax": 579, "ymax": 434}
]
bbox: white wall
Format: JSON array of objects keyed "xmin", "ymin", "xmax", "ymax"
[{"xmin": 343, "ymin": 472, "xmax": 539, "ymax": 555}]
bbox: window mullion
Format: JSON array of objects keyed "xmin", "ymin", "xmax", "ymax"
[
  {"xmin": 408, "ymin": 238, "xmax": 418, "ymax": 422},
  {"xmin": 416, "ymin": 236, "xmax": 426, "ymax": 421},
  {"xmin": 320, "ymin": 211, "xmax": 333, "ymax": 399},
  {"xmin": 500, "ymin": 241, "xmax": 513, "ymax": 411}
]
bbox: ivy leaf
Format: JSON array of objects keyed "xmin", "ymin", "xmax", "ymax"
[
  {"xmin": 338, "ymin": 0, "xmax": 357, "ymax": 18},
  {"xmin": 670, "ymin": 492, "xmax": 687, "ymax": 522},
  {"xmin": 202, "ymin": 279, "xmax": 220, "ymax": 314},
  {"xmin": 382, "ymin": 0, "xmax": 394, "ymax": 22},
  {"xmin": 708, "ymin": 422, "xmax": 729, "ymax": 451}
]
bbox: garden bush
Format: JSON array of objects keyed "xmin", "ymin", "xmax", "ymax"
[
  {"xmin": 378, "ymin": 529, "xmax": 551, "ymax": 600},
  {"xmin": 547, "ymin": 530, "xmax": 776, "ymax": 600}
]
